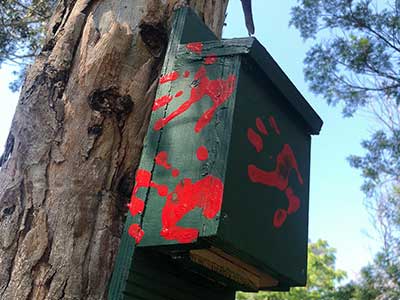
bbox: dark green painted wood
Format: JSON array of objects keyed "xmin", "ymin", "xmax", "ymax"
[
  {"xmin": 215, "ymin": 61, "xmax": 311, "ymax": 288},
  {"xmin": 139, "ymin": 52, "xmax": 241, "ymax": 247},
  {"xmin": 110, "ymin": 6, "xmax": 323, "ymax": 299},
  {"xmin": 176, "ymin": 37, "xmax": 323, "ymax": 135},
  {"xmin": 123, "ymin": 249, "xmax": 235, "ymax": 300}
]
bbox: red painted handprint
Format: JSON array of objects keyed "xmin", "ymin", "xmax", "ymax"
[
  {"xmin": 128, "ymin": 147, "xmax": 223, "ymax": 244},
  {"xmin": 152, "ymin": 42, "xmax": 236, "ymax": 134},
  {"xmin": 247, "ymin": 117, "xmax": 304, "ymax": 228},
  {"xmin": 127, "ymin": 43, "xmax": 232, "ymax": 244}
]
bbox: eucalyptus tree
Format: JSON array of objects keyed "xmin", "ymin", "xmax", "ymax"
[{"xmin": 0, "ymin": 1, "xmax": 232, "ymax": 299}]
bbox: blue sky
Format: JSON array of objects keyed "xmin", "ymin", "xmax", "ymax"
[{"xmin": 0, "ymin": 0, "xmax": 380, "ymax": 281}]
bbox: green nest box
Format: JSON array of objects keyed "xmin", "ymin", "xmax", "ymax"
[{"xmin": 109, "ymin": 8, "xmax": 323, "ymax": 299}]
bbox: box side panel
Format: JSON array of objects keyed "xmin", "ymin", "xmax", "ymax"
[
  {"xmin": 123, "ymin": 249, "xmax": 235, "ymax": 300},
  {"xmin": 217, "ymin": 61, "xmax": 311, "ymax": 286}
]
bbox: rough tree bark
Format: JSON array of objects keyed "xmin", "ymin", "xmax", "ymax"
[{"xmin": 0, "ymin": 1, "xmax": 229, "ymax": 299}]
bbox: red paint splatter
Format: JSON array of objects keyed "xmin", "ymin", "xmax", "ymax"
[
  {"xmin": 128, "ymin": 169, "xmax": 151, "ymax": 217},
  {"xmin": 128, "ymin": 147, "xmax": 224, "ymax": 244},
  {"xmin": 150, "ymin": 182, "xmax": 168, "ymax": 197},
  {"xmin": 183, "ymin": 71, "xmax": 190, "ymax": 78},
  {"xmin": 127, "ymin": 196, "xmax": 144, "ymax": 216},
  {"xmin": 154, "ymin": 66, "xmax": 236, "ymax": 133},
  {"xmin": 160, "ymin": 71, "xmax": 179, "ymax": 84},
  {"xmin": 256, "ymin": 117, "xmax": 268, "ymax": 135},
  {"xmin": 273, "ymin": 209, "xmax": 287, "ymax": 228},
  {"xmin": 196, "ymin": 146, "xmax": 209, "ymax": 161},
  {"xmin": 186, "ymin": 42, "xmax": 203, "ymax": 54},
  {"xmin": 129, "ymin": 169, "xmax": 170, "ymax": 217},
  {"xmin": 269, "ymin": 116, "xmax": 281, "ymax": 135},
  {"xmin": 127, "ymin": 168, "xmax": 170, "ymax": 244},
  {"xmin": 247, "ymin": 128, "xmax": 263, "ymax": 152},
  {"xmin": 153, "ymin": 95, "xmax": 173, "ymax": 111},
  {"xmin": 126, "ymin": 169, "xmax": 151, "ymax": 244},
  {"xmin": 175, "ymin": 90, "xmax": 183, "ymax": 97},
  {"xmin": 204, "ymin": 54, "xmax": 217, "ymax": 65},
  {"xmin": 128, "ymin": 224, "xmax": 145, "ymax": 244},
  {"xmin": 155, "ymin": 151, "xmax": 172, "ymax": 170},
  {"xmin": 248, "ymin": 144, "xmax": 303, "ymax": 191},
  {"xmin": 155, "ymin": 151, "xmax": 180, "ymax": 177},
  {"xmin": 161, "ymin": 175, "xmax": 224, "ymax": 243}
]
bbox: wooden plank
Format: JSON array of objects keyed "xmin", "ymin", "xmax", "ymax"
[
  {"xmin": 190, "ymin": 247, "xmax": 279, "ymax": 291},
  {"xmin": 139, "ymin": 20, "xmax": 239, "ymax": 247},
  {"xmin": 123, "ymin": 250, "xmax": 235, "ymax": 300}
]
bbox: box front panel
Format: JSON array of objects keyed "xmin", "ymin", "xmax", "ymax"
[
  {"xmin": 218, "ymin": 64, "xmax": 311, "ymax": 286},
  {"xmin": 129, "ymin": 48, "xmax": 240, "ymax": 247}
]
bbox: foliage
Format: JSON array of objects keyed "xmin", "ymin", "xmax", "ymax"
[
  {"xmin": 348, "ymin": 129, "xmax": 400, "ymax": 197},
  {"xmin": 289, "ymin": 0, "xmax": 400, "ymax": 195},
  {"xmin": 290, "ymin": 0, "xmax": 400, "ymax": 117},
  {"xmin": 361, "ymin": 188, "xmax": 400, "ymax": 300},
  {"xmin": 0, "ymin": 0, "xmax": 56, "ymax": 90},
  {"xmin": 236, "ymin": 240, "xmax": 346, "ymax": 300},
  {"xmin": 290, "ymin": 1, "xmax": 400, "ymax": 299},
  {"xmin": 333, "ymin": 251, "xmax": 400, "ymax": 300}
]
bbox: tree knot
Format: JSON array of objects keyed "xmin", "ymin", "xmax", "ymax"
[{"xmin": 88, "ymin": 87, "xmax": 133, "ymax": 121}]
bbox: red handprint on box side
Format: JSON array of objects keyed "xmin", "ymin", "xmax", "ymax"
[{"xmin": 247, "ymin": 117, "xmax": 304, "ymax": 228}]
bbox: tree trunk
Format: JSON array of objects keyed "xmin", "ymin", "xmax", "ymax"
[{"xmin": 0, "ymin": 1, "xmax": 228, "ymax": 299}]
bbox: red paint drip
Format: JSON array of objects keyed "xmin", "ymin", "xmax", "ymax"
[
  {"xmin": 175, "ymin": 90, "xmax": 183, "ymax": 97},
  {"xmin": 186, "ymin": 42, "xmax": 203, "ymax": 54},
  {"xmin": 183, "ymin": 71, "xmax": 190, "ymax": 78},
  {"xmin": 160, "ymin": 71, "xmax": 179, "ymax": 84},
  {"xmin": 160, "ymin": 175, "xmax": 224, "ymax": 243},
  {"xmin": 155, "ymin": 151, "xmax": 171, "ymax": 170},
  {"xmin": 273, "ymin": 209, "xmax": 287, "ymax": 228},
  {"xmin": 152, "ymin": 95, "xmax": 173, "ymax": 111},
  {"xmin": 196, "ymin": 146, "xmax": 209, "ymax": 161},
  {"xmin": 128, "ymin": 224, "xmax": 145, "ymax": 244},
  {"xmin": 247, "ymin": 128, "xmax": 263, "ymax": 152},
  {"xmin": 154, "ymin": 66, "xmax": 236, "ymax": 133},
  {"xmin": 204, "ymin": 54, "xmax": 217, "ymax": 65},
  {"xmin": 256, "ymin": 117, "xmax": 268, "ymax": 135},
  {"xmin": 248, "ymin": 144, "xmax": 303, "ymax": 191},
  {"xmin": 269, "ymin": 116, "xmax": 281, "ymax": 135}
]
